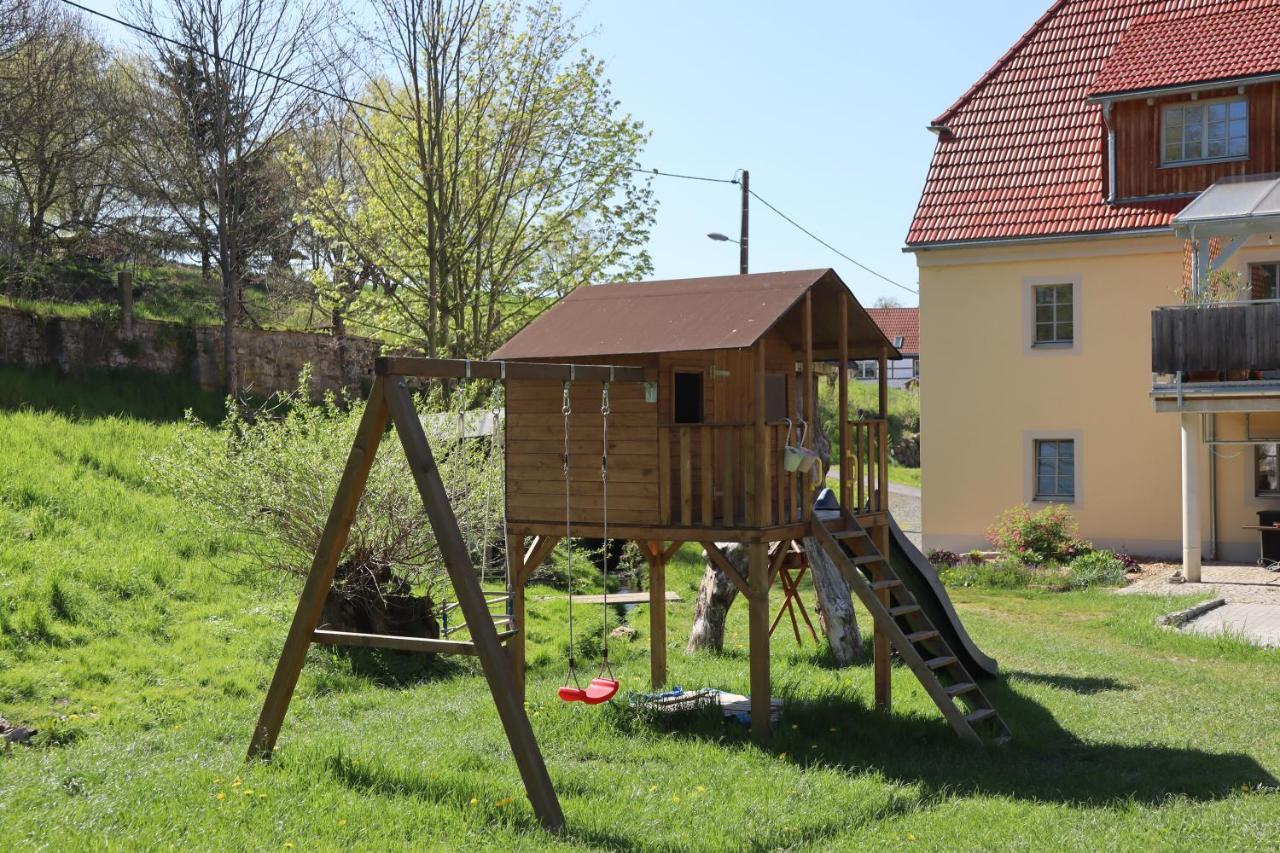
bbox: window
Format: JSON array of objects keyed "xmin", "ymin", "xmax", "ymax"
[
  {"xmin": 764, "ymin": 373, "xmax": 788, "ymax": 421},
  {"xmin": 893, "ymin": 335, "xmax": 905, "ymax": 349},
  {"xmin": 854, "ymin": 361, "xmax": 877, "ymax": 380},
  {"xmin": 673, "ymin": 371, "xmax": 703, "ymax": 423},
  {"xmin": 1249, "ymin": 262, "xmax": 1279, "ymax": 300},
  {"xmin": 1162, "ymin": 98, "xmax": 1248, "ymax": 165},
  {"xmin": 1258, "ymin": 445, "xmax": 1280, "ymax": 497},
  {"xmin": 1033, "ymin": 283, "xmax": 1073, "ymax": 346},
  {"xmin": 1034, "ymin": 439, "xmax": 1075, "ymax": 502}
]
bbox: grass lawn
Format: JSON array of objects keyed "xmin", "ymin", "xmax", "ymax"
[{"xmin": 2, "ymin": 367, "xmax": 1279, "ymax": 849}]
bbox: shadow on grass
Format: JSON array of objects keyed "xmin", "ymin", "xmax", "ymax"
[
  {"xmin": 1006, "ymin": 670, "xmax": 1133, "ymax": 695},
  {"xmin": 0, "ymin": 365, "xmax": 225, "ymax": 424},
  {"xmin": 613, "ymin": 671, "xmax": 1275, "ymax": 808},
  {"xmin": 324, "ymin": 751, "xmax": 637, "ymax": 849}
]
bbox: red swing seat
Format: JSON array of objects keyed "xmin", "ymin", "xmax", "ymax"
[{"xmin": 557, "ymin": 676, "xmax": 619, "ymax": 705}]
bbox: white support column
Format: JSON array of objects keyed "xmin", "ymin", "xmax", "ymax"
[{"xmin": 1180, "ymin": 412, "xmax": 1203, "ymax": 583}]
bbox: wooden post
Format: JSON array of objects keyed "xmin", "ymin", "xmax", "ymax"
[
  {"xmin": 117, "ymin": 269, "xmax": 134, "ymax": 339},
  {"xmin": 803, "ymin": 292, "xmax": 815, "ymax": 519},
  {"xmin": 748, "ymin": 541, "xmax": 771, "ymax": 740},
  {"xmin": 754, "ymin": 341, "xmax": 768, "ymax": 526},
  {"xmin": 648, "ymin": 540, "xmax": 667, "ymax": 688},
  {"xmin": 248, "ymin": 377, "xmax": 390, "ymax": 760},
  {"xmin": 873, "ymin": 521, "xmax": 893, "ymax": 710},
  {"xmin": 507, "ymin": 533, "xmax": 527, "ymax": 699},
  {"xmin": 384, "ymin": 379, "xmax": 564, "ymax": 832},
  {"xmin": 839, "ymin": 296, "xmax": 849, "ymax": 510}
]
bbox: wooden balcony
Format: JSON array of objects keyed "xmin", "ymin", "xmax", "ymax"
[
  {"xmin": 1152, "ymin": 301, "xmax": 1280, "ymax": 375},
  {"xmin": 658, "ymin": 422, "xmax": 818, "ymax": 528},
  {"xmin": 841, "ymin": 418, "xmax": 890, "ymax": 515}
]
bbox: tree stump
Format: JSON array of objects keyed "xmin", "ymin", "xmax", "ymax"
[
  {"xmin": 802, "ymin": 535, "xmax": 863, "ymax": 663},
  {"xmin": 686, "ymin": 542, "xmax": 745, "ymax": 652}
]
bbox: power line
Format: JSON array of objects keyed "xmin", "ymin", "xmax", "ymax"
[
  {"xmin": 748, "ymin": 188, "xmax": 918, "ymax": 295},
  {"xmin": 61, "ymin": 0, "xmax": 903, "ymax": 291},
  {"xmin": 57, "ymin": 0, "xmax": 739, "ymax": 187}
]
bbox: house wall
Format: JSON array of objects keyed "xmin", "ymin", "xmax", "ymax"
[
  {"xmin": 913, "ymin": 232, "xmax": 1280, "ymax": 560},
  {"xmin": 1113, "ymin": 82, "xmax": 1280, "ymax": 200}
]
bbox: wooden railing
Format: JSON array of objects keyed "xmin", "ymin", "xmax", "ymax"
[
  {"xmin": 658, "ymin": 422, "xmax": 819, "ymax": 528},
  {"xmin": 841, "ymin": 418, "xmax": 889, "ymax": 516},
  {"xmin": 1152, "ymin": 301, "xmax": 1280, "ymax": 374}
]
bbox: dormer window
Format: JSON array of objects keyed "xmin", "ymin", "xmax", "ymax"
[
  {"xmin": 1162, "ymin": 97, "xmax": 1248, "ymax": 165},
  {"xmin": 893, "ymin": 335, "xmax": 905, "ymax": 349}
]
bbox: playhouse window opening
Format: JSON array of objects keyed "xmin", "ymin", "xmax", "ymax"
[
  {"xmin": 765, "ymin": 373, "xmax": 788, "ymax": 421},
  {"xmin": 673, "ymin": 371, "xmax": 704, "ymax": 423}
]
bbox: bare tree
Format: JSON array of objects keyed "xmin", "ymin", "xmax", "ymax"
[
  {"xmin": 295, "ymin": 0, "xmax": 654, "ymax": 356},
  {"xmin": 120, "ymin": 0, "xmax": 316, "ymax": 392},
  {"xmin": 0, "ymin": 2, "xmax": 117, "ymax": 258}
]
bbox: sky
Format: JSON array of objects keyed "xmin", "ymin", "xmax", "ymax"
[{"xmin": 76, "ymin": 0, "xmax": 1051, "ymax": 308}]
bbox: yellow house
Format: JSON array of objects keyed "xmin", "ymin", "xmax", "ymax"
[{"xmin": 906, "ymin": 0, "xmax": 1280, "ymax": 579}]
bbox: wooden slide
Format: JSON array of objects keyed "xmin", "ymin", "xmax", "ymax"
[{"xmin": 884, "ymin": 513, "xmax": 999, "ymax": 679}]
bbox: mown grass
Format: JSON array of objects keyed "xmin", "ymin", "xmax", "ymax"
[{"xmin": 2, "ymin": 368, "xmax": 1279, "ymax": 849}]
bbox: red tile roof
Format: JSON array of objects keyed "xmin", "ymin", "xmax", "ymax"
[
  {"xmin": 1090, "ymin": 5, "xmax": 1280, "ymax": 97},
  {"xmin": 906, "ymin": 0, "xmax": 1273, "ymax": 248},
  {"xmin": 866, "ymin": 307, "xmax": 919, "ymax": 356}
]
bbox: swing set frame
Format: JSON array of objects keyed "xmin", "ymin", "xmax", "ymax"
[{"xmin": 246, "ymin": 356, "xmax": 644, "ymax": 833}]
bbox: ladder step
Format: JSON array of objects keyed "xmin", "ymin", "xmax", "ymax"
[
  {"xmin": 831, "ymin": 528, "xmax": 868, "ymax": 540},
  {"xmin": 925, "ymin": 655, "xmax": 958, "ymax": 670},
  {"xmin": 888, "ymin": 604, "xmax": 921, "ymax": 618},
  {"xmin": 945, "ymin": 682, "xmax": 978, "ymax": 697},
  {"xmin": 870, "ymin": 579, "xmax": 902, "ymax": 591},
  {"xmin": 964, "ymin": 708, "xmax": 996, "ymax": 725},
  {"xmin": 904, "ymin": 629, "xmax": 939, "ymax": 643},
  {"xmin": 849, "ymin": 554, "xmax": 884, "ymax": 566}
]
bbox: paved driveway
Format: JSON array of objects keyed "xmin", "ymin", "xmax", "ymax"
[{"xmin": 1119, "ymin": 563, "xmax": 1280, "ymax": 647}]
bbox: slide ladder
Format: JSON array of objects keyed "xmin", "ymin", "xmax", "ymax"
[{"xmin": 811, "ymin": 509, "xmax": 1010, "ymax": 745}]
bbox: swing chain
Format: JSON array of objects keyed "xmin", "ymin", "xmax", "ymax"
[
  {"xmin": 562, "ymin": 380, "xmax": 579, "ymax": 687},
  {"xmin": 599, "ymin": 380, "xmax": 613, "ymax": 677}
]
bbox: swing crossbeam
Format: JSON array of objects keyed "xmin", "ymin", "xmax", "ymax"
[
  {"xmin": 313, "ymin": 628, "xmax": 518, "ymax": 656},
  {"xmin": 375, "ymin": 356, "xmax": 646, "ymax": 383}
]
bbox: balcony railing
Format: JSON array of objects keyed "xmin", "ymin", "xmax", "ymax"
[
  {"xmin": 658, "ymin": 422, "xmax": 818, "ymax": 529},
  {"xmin": 1152, "ymin": 300, "xmax": 1280, "ymax": 376},
  {"xmin": 841, "ymin": 418, "xmax": 890, "ymax": 515}
]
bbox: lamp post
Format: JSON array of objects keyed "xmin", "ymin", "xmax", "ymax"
[{"xmin": 706, "ymin": 168, "xmax": 749, "ymax": 273}]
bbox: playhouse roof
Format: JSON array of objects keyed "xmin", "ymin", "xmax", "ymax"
[{"xmin": 491, "ymin": 269, "xmax": 899, "ymax": 362}]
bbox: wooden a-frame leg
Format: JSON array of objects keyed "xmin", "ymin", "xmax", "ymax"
[
  {"xmin": 507, "ymin": 533, "xmax": 526, "ymax": 700},
  {"xmin": 385, "ymin": 379, "xmax": 564, "ymax": 832},
  {"xmin": 248, "ymin": 377, "xmax": 390, "ymax": 760}
]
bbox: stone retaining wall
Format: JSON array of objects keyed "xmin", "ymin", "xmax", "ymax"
[{"xmin": 0, "ymin": 306, "xmax": 381, "ymax": 399}]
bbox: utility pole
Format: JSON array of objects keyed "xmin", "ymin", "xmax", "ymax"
[{"xmin": 739, "ymin": 169, "xmax": 749, "ymax": 274}]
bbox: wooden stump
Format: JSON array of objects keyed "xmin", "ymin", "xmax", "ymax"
[
  {"xmin": 801, "ymin": 535, "xmax": 863, "ymax": 664},
  {"xmin": 686, "ymin": 542, "xmax": 745, "ymax": 652}
]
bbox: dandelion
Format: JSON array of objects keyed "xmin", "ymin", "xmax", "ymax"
[
  {"xmin": 671, "ymin": 795, "xmax": 681, "ymax": 804},
  {"xmin": 338, "ymin": 819, "xmax": 347, "ymax": 826},
  {"xmin": 496, "ymin": 797, "xmax": 514, "ymax": 808},
  {"xmin": 243, "ymin": 789, "xmax": 254, "ymax": 796},
  {"xmin": 284, "ymin": 844, "xmax": 294, "ymax": 850},
  {"xmin": 695, "ymin": 785, "xmax": 706, "ymax": 793},
  {"xmin": 469, "ymin": 798, "xmax": 478, "ymax": 807},
  {"xmin": 648, "ymin": 785, "xmax": 657, "ymax": 793},
  {"xmin": 69, "ymin": 714, "xmax": 80, "ymax": 721},
  {"xmin": 215, "ymin": 792, "xmax": 225, "ymax": 801},
  {"xmin": 907, "ymin": 833, "xmax": 917, "ymax": 842},
  {"xmin": 91, "ymin": 706, "xmax": 99, "ymax": 713},
  {"xmin": 231, "ymin": 777, "xmax": 243, "ymax": 788}
]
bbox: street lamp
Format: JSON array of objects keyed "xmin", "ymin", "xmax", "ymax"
[{"xmin": 706, "ymin": 232, "xmax": 738, "ymax": 243}]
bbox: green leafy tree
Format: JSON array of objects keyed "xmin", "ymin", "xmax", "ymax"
[{"xmin": 293, "ymin": 0, "xmax": 654, "ymax": 355}]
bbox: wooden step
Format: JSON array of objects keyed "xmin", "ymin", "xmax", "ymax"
[
  {"xmin": 848, "ymin": 554, "xmax": 883, "ymax": 566},
  {"xmin": 831, "ymin": 528, "xmax": 868, "ymax": 540},
  {"xmin": 964, "ymin": 708, "xmax": 996, "ymax": 725},
  {"xmin": 888, "ymin": 604, "xmax": 921, "ymax": 618},
  {"xmin": 945, "ymin": 682, "xmax": 978, "ymax": 697},
  {"xmin": 870, "ymin": 579, "xmax": 902, "ymax": 591},
  {"xmin": 925, "ymin": 655, "xmax": 958, "ymax": 670},
  {"xmin": 904, "ymin": 629, "xmax": 939, "ymax": 643}
]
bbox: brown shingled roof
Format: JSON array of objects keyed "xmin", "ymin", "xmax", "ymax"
[{"xmin": 491, "ymin": 269, "xmax": 899, "ymax": 361}]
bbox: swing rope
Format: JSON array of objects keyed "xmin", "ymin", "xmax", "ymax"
[
  {"xmin": 598, "ymin": 379, "xmax": 613, "ymax": 679},
  {"xmin": 561, "ymin": 380, "xmax": 580, "ymax": 688}
]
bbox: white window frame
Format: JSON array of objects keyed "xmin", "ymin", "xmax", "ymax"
[
  {"xmin": 1024, "ymin": 429, "xmax": 1082, "ymax": 507},
  {"xmin": 1160, "ymin": 96, "xmax": 1249, "ymax": 167},
  {"xmin": 1022, "ymin": 276, "xmax": 1081, "ymax": 355}
]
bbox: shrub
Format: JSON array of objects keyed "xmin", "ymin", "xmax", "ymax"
[
  {"xmin": 1115, "ymin": 551, "xmax": 1141, "ymax": 572},
  {"xmin": 1066, "ymin": 550, "xmax": 1127, "ymax": 590},
  {"xmin": 149, "ymin": 372, "xmax": 504, "ymax": 614},
  {"xmin": 927, "ymin": 548, "xmax": 959, "ymax": 568},
  {"xmin": 940, "ymin": 556, "xmax": 1037, "ymax": 590},
  {"xmin": 986, "ymin": 503, "xmax": 1091, "ymax": 565}
]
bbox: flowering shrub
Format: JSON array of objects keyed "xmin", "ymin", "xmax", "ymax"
[
  {"xmin": 986, "ymin": 504, "xmax": 1091, "ymax": 565},
  {"xmin": 1114, "ymin": 552, "xmax": 1141, "ymax": 572}
]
